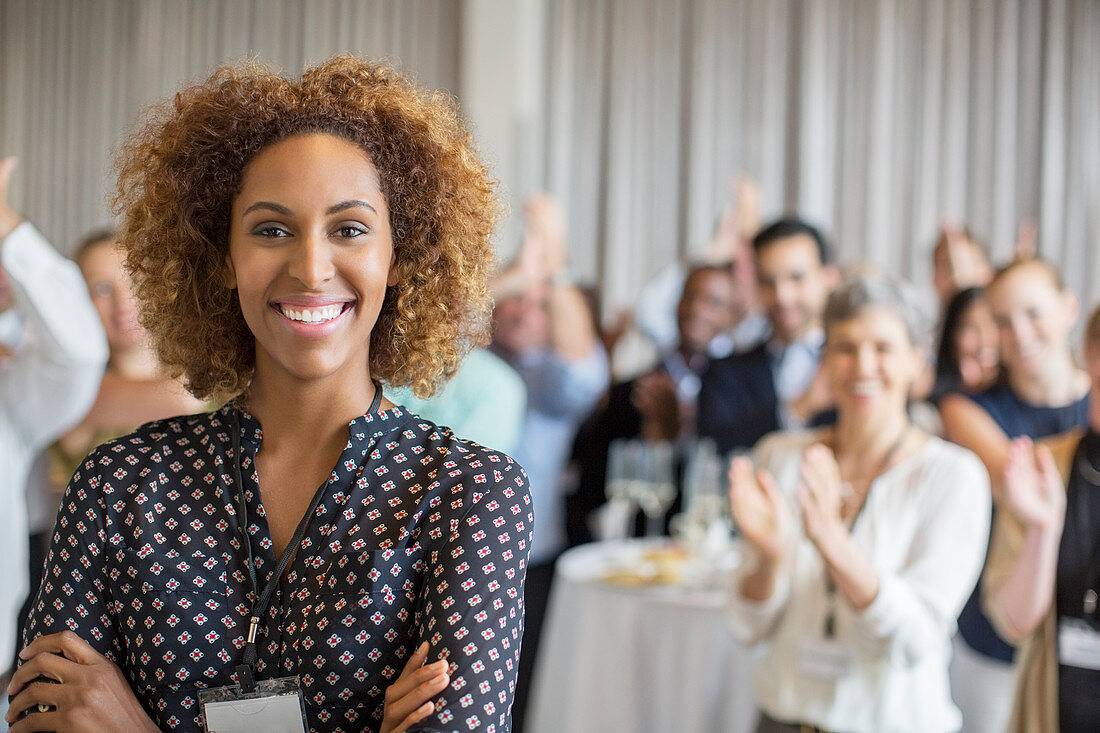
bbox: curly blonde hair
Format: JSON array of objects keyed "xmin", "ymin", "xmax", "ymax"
[{"xmin": 113, "ymin": 56, "xmax": 499, "ymax": 401}]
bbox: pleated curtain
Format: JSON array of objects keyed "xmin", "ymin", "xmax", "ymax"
[
  {"xmin": 0, "ymin": 0, "xmax": 459, "ymax": 254},
  {"xmin": 543, "ymin": 0, "xmax": 1100, "ymax": 318}
]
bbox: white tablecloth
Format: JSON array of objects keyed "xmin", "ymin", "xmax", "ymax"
[{"xmin": 527, "ymin": 540, "xmax": 762, "ymax": 733}]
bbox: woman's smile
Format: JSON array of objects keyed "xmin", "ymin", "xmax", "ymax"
[{"xmin": 225, "ymin": 133, "xmax": 397, "ymax": 387}]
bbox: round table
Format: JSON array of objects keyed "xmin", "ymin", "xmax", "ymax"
[{"xmin": 527, "ymin": 539, "xmax": 762, "ymax": 733}]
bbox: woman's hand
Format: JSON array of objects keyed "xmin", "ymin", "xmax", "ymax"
[
  {"xmin": 5, "ymin": 631, "xmax": 158, "ymax": 733},
  {"xmin": 0, "ymin": 156, "xmax": 22, "ymax": 240},
  {"xmin": 797, "ymin": 443, "xmax": 847, "ymax": 551},
  {"xmin": 1003, "ymin": 437, "xmax": 1066, "ymax": 533},
  {"xmin": 380, "ymin": 641, "xmax": 451, "ymax": 733},
  {"xmin": 728, "ymin": 456, "xmax": 789, "ymax": 565}
]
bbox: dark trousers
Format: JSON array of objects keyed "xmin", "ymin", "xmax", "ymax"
[{"xmin": 511, "ymin": 559, "xmax": 555, "ymax": 733}]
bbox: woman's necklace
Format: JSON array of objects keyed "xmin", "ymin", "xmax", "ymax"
[{"xmin": 832, "ymin": 423, "xmax": 912, "ymax": 524}]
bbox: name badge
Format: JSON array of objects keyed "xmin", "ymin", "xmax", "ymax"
[
  {"xmin": 1058, "ymin": 617, "xmax": 1100, "ymax": 671},
  {"xmin": 797, "ymin": 637, "xmax": 854, "ymax": 680},
  {"xmin": 200, "ymin": 676, "xmax": 309, "ymax": 733}
]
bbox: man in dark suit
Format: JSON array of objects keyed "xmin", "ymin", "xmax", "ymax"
[
  {"xmin": 697, "ymin": 218, "xmax": 838, "ymax": 455},
  {"xmin": 567, "ymin": 263, "xmax": 737, "ymax": 544}
]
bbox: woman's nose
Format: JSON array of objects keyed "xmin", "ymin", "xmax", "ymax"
[{"xmin": 288, "ymin": 233, "xmax": 335, "ymax": 287}]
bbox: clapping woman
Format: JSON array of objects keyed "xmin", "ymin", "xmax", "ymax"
[
  {"xmin": 982, "ymin": 305, "xmax": 1100, "ymax": 732},
  {"xmin": 727, "ymin": 273, "xmax": 991, "ymax": 733},
  {"xmin": 7, "ymin": 57, "xmax": 530, "ymax": 733},
  {"xmin": 938, "ymin": 257, "xmax": 1088, "ymax": 732}
]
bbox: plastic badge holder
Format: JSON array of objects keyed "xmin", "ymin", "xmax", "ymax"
[{"xmin": 200, "ymin": 676, "xmax": 309, "ymax": 733}]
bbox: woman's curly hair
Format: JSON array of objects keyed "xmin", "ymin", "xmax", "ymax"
[{"xmin": 113, "ymin": 55, "xmax": 500, "ymax": 402}]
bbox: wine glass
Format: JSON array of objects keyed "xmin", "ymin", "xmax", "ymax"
[
  {"xmin": 604, "ymin": 439, "xmax": 640, "ymax": 540},
  {"xmin": 636, "ymin": 441, "xmax": 676, "ymax": 537}
]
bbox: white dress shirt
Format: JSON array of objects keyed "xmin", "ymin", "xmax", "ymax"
[
  {"xmin": 769, "ymin": 328, "xmax": 824, "ymax": 429},
  {"xmin": 0, "ymin": 223, "xmax": 106, "ymax": 664},
  {"xmin": 728, "ymin": 429, "xmax": 991, "ymax": 733}
]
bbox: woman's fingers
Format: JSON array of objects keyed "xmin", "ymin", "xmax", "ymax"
[
  {"xmin": 7, "ymin": 652, "xmax": 74, "ymax": 697},
  {"xmin": 398, "ymin": 642, "xmax": 429, "ymax": 678},
  {"xmin": 388, "ymin": 670, "xmax": 450, "ymax": 727},
  {"xmin": 0, "ymin": 157, "xmax": 16, "ymax": 199},
  {"xmin": 19, "ymin": 631, "xmax": 102, "ymax": 666},
  {"xmin": 6, "ymin": 677, "xmax": 63, "ymax": 725},
  {"xmin": 1034, "ymin": 445, "xmax": 1064, "ymax": 505},
  {"xmin": 8, "ymin": 707, "xmax": 61, "ymax": 733},
  {"xmin": 386, "ymin": 658, "xmax": 448, "ymax": 704},
  {"xmin": 390, "ymin": 701, "xmax": 437, "ymax": 733}
]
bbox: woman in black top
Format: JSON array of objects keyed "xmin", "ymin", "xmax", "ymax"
[
  {"xmin": 6, "ymin": 57, "xmax": 529, "ymax": 733},
  {"xmin": 985, "ymin": 305, "xmax": 1100, "ymax": 732}
]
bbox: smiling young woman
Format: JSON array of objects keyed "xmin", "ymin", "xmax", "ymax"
[{"xmin": 7, "ymin": 57, "xmax": 530, "ymax": 733}]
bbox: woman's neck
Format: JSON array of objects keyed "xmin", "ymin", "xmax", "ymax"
[
  {"xmin": 1008, "ymin": 351, "xmax": 1087, "ymax": 406},
  {"xmin": 246, "ymin": 372, "xmax": 382, "ymax": 455},
  {"xmin": 831, "ymin": 408, "xmax": 911, "ymax": 474},
  {"xmin": 109, "ymin": 344, "xmax": 162, "ymax": 380}
]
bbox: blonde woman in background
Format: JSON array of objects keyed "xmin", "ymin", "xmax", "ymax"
[{"xmin": 983, "ymin": 305, "xmax": 1100, "ymax": 732}]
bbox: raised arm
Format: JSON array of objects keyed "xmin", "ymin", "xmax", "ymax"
[
  {"xmin": 0, "ymin": 157, "xmax": 107, "ymax": 448},
  {"xmin": 726, "ymin": 450, "xmax": 794, "ymax": 643},
  {"xmin": 983, "ymin": 438, "xmax": 1065, "ymax": 642},
  {"xmin": 840, "ymin": 449, "xmax": 991, "ymax": 661}
]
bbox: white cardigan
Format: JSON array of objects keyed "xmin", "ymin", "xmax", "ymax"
[{"xmin": 728, "ymin": 429, "xmax": 991, "ymax": 733}]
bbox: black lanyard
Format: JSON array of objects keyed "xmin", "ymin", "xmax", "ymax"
[
  {"xmin": 822, "ymin": 424, "xmax": 910, "ymax": 638},
  {"xmin": 229, "ymin": 383, "xmax": 383, "ymax": 691}
]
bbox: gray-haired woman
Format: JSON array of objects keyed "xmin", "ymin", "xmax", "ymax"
[{"xmin": 727, "ymin": 273, "xmax": 991, "ymax": 732}]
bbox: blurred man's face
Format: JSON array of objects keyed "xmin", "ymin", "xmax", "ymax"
[
  {"xmin": 756, "ymin": 234, "xmax": 833, "ymax": 344},
  {"xmin": 676, "ymin": 268, "xmax": 736, "ymax": 356},
  {"xmin": 493, "ymin": 284, "xmax": 550, "ymax": 356}
]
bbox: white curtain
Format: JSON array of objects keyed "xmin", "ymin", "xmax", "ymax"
[
  {"xmin": 544, "ymin": 0, "xmax": 1100, "ymax": 318},
  {"xmin": 0, "ymin": 0, "xmax": 460, "ymax": 254}
]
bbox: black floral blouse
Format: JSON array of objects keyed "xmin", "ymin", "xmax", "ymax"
[{"xmin": 23, "ymin": 404, "xmax": 532, "ymax": 732}]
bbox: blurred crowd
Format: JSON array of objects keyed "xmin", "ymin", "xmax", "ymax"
[{"xmin": 0, "ymin": 152, "xmax": 1096, "ymax": 733}]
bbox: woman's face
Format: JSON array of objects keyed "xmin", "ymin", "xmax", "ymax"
[
  {"xmin": 824, "ymin": 305, "xmax": 920, "ymax": 420},
  {"xmin": 953, "ymin": 297, "xmax": 999, "ymax": 392},
  {"xmin": 987, "ymin": 263, "xmax": 1076, "ymax": 378},
  {"xmin": 79, "ymin": 241, "xmax": 145, "ymax": 353},
  {"xmin": 225, "ymin": 133, "xmax": 396, "ymax": 388}
]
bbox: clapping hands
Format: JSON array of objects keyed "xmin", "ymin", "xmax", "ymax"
[
  {"xmin": 728, "ymin": 455, "xmax": 790, "ymax": 565},
  {"xmin": 1003, "ymin": 437, "xmax": 1066, "ymax": 533}
]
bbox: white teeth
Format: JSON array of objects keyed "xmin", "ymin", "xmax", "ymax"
[
  {"xmin": 279, "ymin": 304, "xmax": 343, "ymax": 323},
  {"xmin": 851, "ymin": 381, "xmax": 882, "ymax": 395}
]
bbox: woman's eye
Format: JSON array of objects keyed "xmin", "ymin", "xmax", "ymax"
[
  {"xmin": 253, "ymin": 225, "xmax": 290, "ymax": 238},
  {"xmin": 334, "ymin": 225, "xmax": 368, "ymax": 238}
]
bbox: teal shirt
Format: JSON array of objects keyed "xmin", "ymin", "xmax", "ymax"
[{"xmin": 389, "ymin": 348, "xmax": 527, "ymax": 455}]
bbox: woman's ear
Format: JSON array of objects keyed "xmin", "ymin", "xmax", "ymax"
[
  {"xmin": 386, "ymin": 251, "xmax": 399, "ymax": 288},
  {"xmin": 222, "ymin": 254, "xmax": 238, "ymax": 289}
]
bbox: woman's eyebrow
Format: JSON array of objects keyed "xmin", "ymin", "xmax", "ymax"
[
  {"xmin": 327, "ymin": 199, "xmax": 377, "ymax": 215},
  {"xmin": 242, "ymin": 201, "xmax": 293, "ymax": 216}
]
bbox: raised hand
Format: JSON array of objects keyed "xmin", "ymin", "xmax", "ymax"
[
  {"xmin": 797, "ymin": 443, "xmax": 846, "ymax": 549},
  {"xmin": 1003, "ymin": 437, "xmax": 1066, "ymax": 532},
  {"xmin": 523, "ymin": 193, "xmax": 568, "ymax": 278},
  {"xmin": 0, "ymin": 156, "xmax": 23, "ymax": 240},
  {"xmin": 6, "ymin": 631, "xmax": 159, "ymax": 733},
  {"xmin": 728, "ymin": 455, "xmax": 790, "ymax": 565},
  {"xmin": 380, "ymin": 641, "xmax": 451, "ymax": 733}
]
